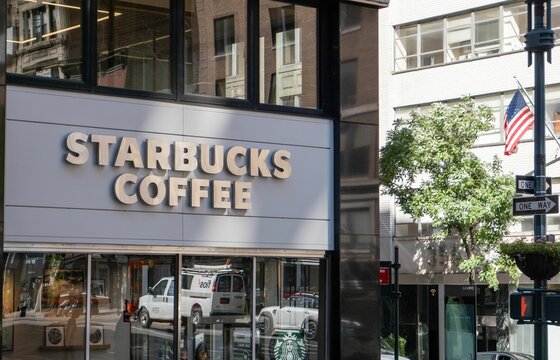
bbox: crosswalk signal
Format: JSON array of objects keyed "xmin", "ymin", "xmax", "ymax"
[
  {"xmin": 544, "ymin": 295, "xmax": 560, "ymax": 322},
  {"xmin": 510, "ymin": 292, "xmax": 535, "ymax": 320}
]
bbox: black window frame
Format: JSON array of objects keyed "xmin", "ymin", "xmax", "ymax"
[{"xmin": 6, "ymin": 0, "xmax": 331, "ymax": 117}]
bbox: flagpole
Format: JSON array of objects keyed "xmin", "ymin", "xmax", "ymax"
[{"xmin": 514, "ymin": 76, "xmax": 560, "ymax": 151}]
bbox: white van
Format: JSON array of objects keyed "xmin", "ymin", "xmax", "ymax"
[{"xmin": 138, "ymin": 265, "xmax": 246, "ymax": 328}]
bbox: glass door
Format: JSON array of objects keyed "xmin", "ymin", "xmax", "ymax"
[{"xmin": 445, "ymin": 285, "xmax": 476, "ymax": 360}]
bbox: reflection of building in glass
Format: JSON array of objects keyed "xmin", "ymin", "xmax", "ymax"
[
  {"xmin": 185, "ymin": 0, "xmax": 247, "ymax": 98},
  {"xmin": 260, "ymin": 0, "xmax": 316, "ymax": 108},
  {"xmin": 7, "ymin": 0, "xmax": 82, "ymax": 79},
  {"xmin": 96, "ymin": 0, "xmax": 170, "ymax": 92}
]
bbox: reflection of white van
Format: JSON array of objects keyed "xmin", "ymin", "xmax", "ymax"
[{"xmin": 138, "ymin": 265, "xmax": 246, "ymax": 328}]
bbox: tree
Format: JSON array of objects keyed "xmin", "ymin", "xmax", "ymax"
[{"xmin": 380, "ymin": 97, "xmax": 519, "ymax": 289}]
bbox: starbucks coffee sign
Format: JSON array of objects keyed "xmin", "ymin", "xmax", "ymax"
[{"xmin": 65, "ymin": 132, "xmax": 292, "ymax": 209}]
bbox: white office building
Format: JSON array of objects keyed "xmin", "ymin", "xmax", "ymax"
[{"xmin": 379, "ymin": 1, "xmax": 560, "ymax": 359}]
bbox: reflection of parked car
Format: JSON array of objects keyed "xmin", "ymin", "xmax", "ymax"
[
  {"xmin": 137, "ymin": 265, "xmax": 246, "ymax": 328},
  {"xmin": 257, "ymin": 292, "xmax": 319, "ymax": 340},
  {"xmin": 477, "ymin": 352, "xmax": 534, "ymax": 360}
]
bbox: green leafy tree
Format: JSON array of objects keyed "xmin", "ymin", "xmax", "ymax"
[{"xmin": 380, "ymin": 97, "xmax": 519, "ymax": 289}]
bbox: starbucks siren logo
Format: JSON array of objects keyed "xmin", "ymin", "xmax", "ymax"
[{"xmin": 273, "ymin": 331, "xmax": 308, "ymax": 360}]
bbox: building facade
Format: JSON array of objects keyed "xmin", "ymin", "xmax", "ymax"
[
  {"xmin": 379, "ymin": 1, "xmax": 560, "ymax": 359},
  {"xmin": 0, "ymin": 0, "xmax": 387, "ymax": 359}
]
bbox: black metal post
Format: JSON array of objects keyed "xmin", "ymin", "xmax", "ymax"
[
  {"xmin": 525, "ymin": 1, "xmax": 555, "ymax": 359},
  {"xmin": 392, "ymin": 246, "xmax": 401, "ymax": 360},
  {"xmin": 0, "ymin": 0, "xmax": 6, "ymax": 359}
]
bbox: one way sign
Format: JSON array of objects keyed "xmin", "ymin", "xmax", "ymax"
[
  {"xmin": 515, "ymin": 175, "xmax": 552, "ymax": 195},
  {"xmin": 513, "ymin": 195, "xmax": 559, "ymax": 216}
]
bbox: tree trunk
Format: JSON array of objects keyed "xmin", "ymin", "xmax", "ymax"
[{"xmin": 463, "ymin": 231, "xmax": 476, "ymax": 285}]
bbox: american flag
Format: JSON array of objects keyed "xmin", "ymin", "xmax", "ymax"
[{"xmin": 504, "ymin": 90, "xmax": 534, "ymax": 155}]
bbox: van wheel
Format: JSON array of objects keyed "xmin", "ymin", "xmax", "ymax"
[
  {"xmin": 191, "ymin": 306, "xmax": 202, "ymax": 326},
  {"xmin": 139, "ymin": 308, "xmax": 151, "ymax": 328}
]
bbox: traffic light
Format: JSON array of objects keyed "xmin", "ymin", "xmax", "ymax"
[{"xmin": 510, "ymin": 292, "xmax": 535, "ymax": 320}]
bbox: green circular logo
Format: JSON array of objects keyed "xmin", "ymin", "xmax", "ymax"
[{"xmin": 273, "ymin": 331, "xmax": 308, "ymax": 360}]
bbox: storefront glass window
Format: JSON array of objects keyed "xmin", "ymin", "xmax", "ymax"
[
  {"xmin": 1, "ymin": 252, "xmax": 177, "ymax": 359},
  {"xmin": 256, "ymin": 258, "xmax": 320, "ymax": 360},
  {"xmin": 97, "ymin": 0, "xmax": 171, "ymax": 92},
  {"xmin": 3, "ymin": 253, "xmax": 323, "ymax": 359},
  {"xmin": 90, "ymin": 254, "xmax": 176, "ymax": 360},
  {"xmin": 7, "ymin": 0, "xmax": 83, "ymax": 79},
  {"xmin": 184, "ymin": 0, "xmax": 247, "ymax": 99},
  {"xmin": 2, "ymin": 253, "xmax": 87, "ymax": 359},
  {"xmin": 259, "ymin": 0, "xmax": 317, "ymax": 108},
  {"xmin": 180, "ymin": 256, "xmax": 252, "ymax": 360}
]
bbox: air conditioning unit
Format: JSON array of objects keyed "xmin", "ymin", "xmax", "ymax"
[{"xmin": 45, "ymin": 326, "xmax": 65, "ymax": 348}]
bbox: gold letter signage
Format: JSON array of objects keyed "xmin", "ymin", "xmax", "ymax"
[{"xmin": 65, "ymin": 132, "xmax": 292, "ymax": 209}]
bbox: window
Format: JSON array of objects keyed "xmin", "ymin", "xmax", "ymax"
[
  {"xmin": 184, "ymin": 0, "xmax": 247, "ymax": 99},
  {"xmin": 420, "ymin": 20, "xmax": 444, "ymax": 66},
  {"xmin": 503, "ymin": 3, "xmax": 527, "ymax": 52},
  {"xmin": 1, "ymin": 253, "xmax": 177, "ymax": 359},
  {"xmin": 546, "ymin": 85, "xmax": 560, "ymax": 136},
  {"xmin": 474, "ymin": 8, "xmax": 500, "ymax": 57},
  {"xmin": 215, "ymin": 78, "xmax": 226, "ymax": 97},
  {"xmin": 269, "ymin": 5, "xmax": 295, "ymax": 48},
  {"xmin": 7, "ymin": 0, "xmax": 321, "ymax": 111},
  {"xmin": 182, "ymin": 274, "xmax": 194, "ymax": 289},
  {"xmin": 340, "ymin": 5, "xmax": 362, "ymax": 32},
  {"xmin": 181, "ymin": 256, "xmax": 252, "ymax": 360},
  {"xmin": 7, "ymin": 0, "xmax": 82, "ymax": 79},
  {"xmin": 394, "ymin": 1, "xmax": 532, "ymax": 71},
  {"xmin": 214, "ymin": 15, "xmax": 235, "ymax": 56},
  {"xmin": 168, "ymin": 280, "xmax": 175, "ymax": 296},
  {"xmin": 97, "ymin": 0, "xmax": 171, "ymax": 92},
  {"xmin": 552, "ymin": 1, "xmax": 560, "ymax": 44},
  {"xmin": 447, "ymin": 14, "xmax": 471, "ymax": 62},
  {"xmin": 152, "ymin": 278, "xmax": 168, "ymax": 295},
  {"xmin": 260, "ymin": 0, "xmax": 317, "ymax": 108},
  {"xmin": 395, "ymin": 222, "xmax": 434, "ymax": 238},
  {"xmin": 217, "ymin": 275, "xmax": 232, "ymax": 292},
  {"xmin": 340, "ymin": 59, "xmax": 358, "ymax": 108},
  {"xmin": 233, "ymin": 275, "xmax": 245, "ymax": 292},
  {"xmin": 395, "ymin": 24, "xmax": 418, "ymax": 71},
  {"xmin": 256, "ymin": 258, "xmax": 321, "ymax": 357}
]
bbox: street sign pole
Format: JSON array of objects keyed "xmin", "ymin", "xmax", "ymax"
[
  {"xmin": 526, "ymin": 1, "xmax": 554, "ymax": 358},
  {"xmin": 392, "ymin": 246, "xmax": 400, "ymax": 360}
]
